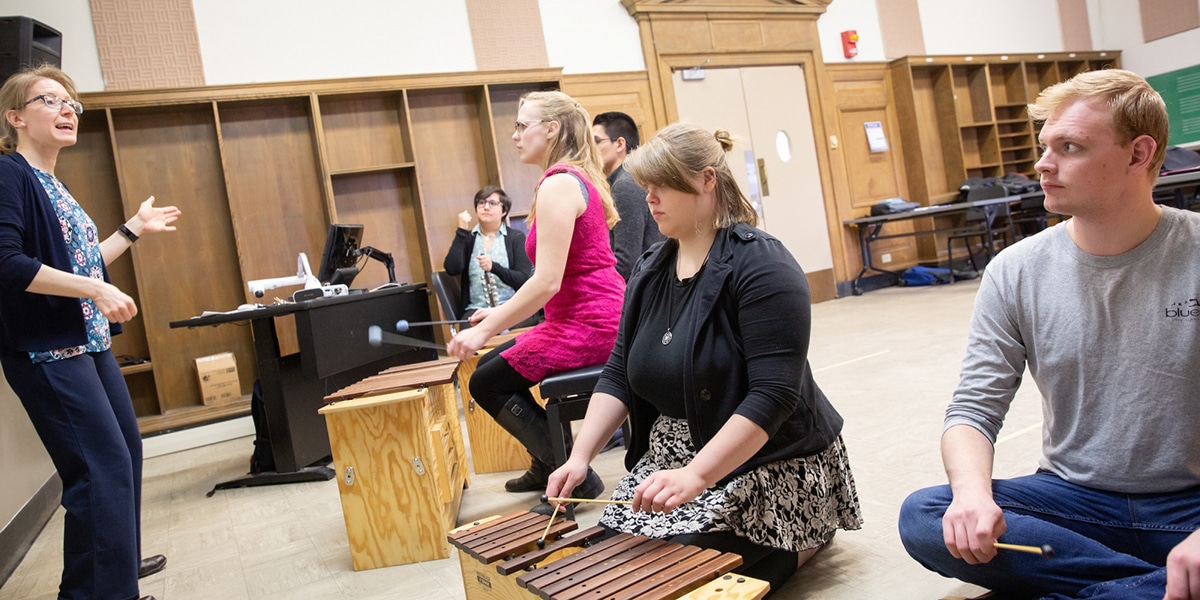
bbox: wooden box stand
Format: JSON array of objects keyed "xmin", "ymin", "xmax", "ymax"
[
  {"xmin": 320, "ymin": 358, "xmax": 469, "ymax": 569},
  {"xmin": 457, "ymin": 332, "xmax": 546, "ymax": 474}
]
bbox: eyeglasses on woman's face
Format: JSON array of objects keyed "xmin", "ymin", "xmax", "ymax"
[
  {"xmin": 514, "ymin": 119, "xmax": 550, "ymax": 134},
  {"xmin": 24, "ymin": 94, "xmax": 84, "ymax": 115},
  {"xmin": 476, "ymin": 198, "xmax": 503, "ymax": 208}
]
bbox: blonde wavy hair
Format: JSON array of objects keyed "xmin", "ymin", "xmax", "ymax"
[
  {"xmin": 520, "ymin": 91, "xmax": 619, "ymax": 229},
  {"xmin": 1029, "ymin": 69, "xmax": 1168, "ymax": 178},
  {"xmin": 1, "ymin": 64, "xmax": 79, "ymax": 155},
  {"xmin": 624, "ymin": 122, "xmax": 758, "ymax": 229}
]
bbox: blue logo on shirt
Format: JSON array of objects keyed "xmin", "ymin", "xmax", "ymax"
[{"xmin": 1165, "ymin": 298, "xmax": 1200, "ymax": 318}]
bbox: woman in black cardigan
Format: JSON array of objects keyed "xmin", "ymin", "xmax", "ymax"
[
  {"xmin": 442, "ymin": 185, "xmax": 532, "ymax": 320},
  {"xmin": 545, "ymin": 123, "xmax": 862, "ymax": 595}
]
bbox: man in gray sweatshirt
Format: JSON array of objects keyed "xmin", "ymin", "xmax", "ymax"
[{"xmin": 898, "ymin": 69, "xmax": 1200, "ymax": 600}]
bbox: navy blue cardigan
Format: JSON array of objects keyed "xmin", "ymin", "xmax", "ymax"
[
  {"xmin": 595, "ymin": 223, "xmax": 843, "ymax": 483},
  {"xmin": 0, "ymin": 152, "xmax": 120, "ymax": 352}
]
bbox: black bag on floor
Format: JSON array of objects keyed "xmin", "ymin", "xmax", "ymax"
[{"xmin": 249, "ymin": 379, "xmax": 276, "ymax": 474}]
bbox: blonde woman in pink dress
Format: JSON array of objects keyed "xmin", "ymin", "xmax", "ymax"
[{"xmin": 447, "ymin": 91, "xmax": 625, "ymax": 510}]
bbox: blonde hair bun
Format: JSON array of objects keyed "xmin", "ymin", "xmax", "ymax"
[{"xmin": 713, "ymin": 130, "xmax": 735, "ymax": 152}]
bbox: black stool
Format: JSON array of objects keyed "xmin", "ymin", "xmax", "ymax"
[{"xmin": 539, "ymin": 363, "xmax": 606, "ymax": 519}]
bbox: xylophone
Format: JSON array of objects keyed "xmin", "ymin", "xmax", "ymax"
[{"xmin": 449, "ymin": 511, "xmax": 770, "ymax": 600}]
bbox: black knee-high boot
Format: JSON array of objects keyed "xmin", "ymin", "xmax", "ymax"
[{"xmin": 494, "ymin": 395, "xmax": 558, "ymax": 493}]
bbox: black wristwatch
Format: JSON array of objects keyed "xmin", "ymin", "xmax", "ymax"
[{"xmin": 118, "ymin": 224, "xmax": 139, "ymax": 243}]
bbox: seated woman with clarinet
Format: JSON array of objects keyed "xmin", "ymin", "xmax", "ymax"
[
  {"xmin": 543, "ymin": 123, "xmax": 863, "ymax": 595},
  {"xmin": 443, "ymin": 185, "xmax": 533, "ymax": 322}
]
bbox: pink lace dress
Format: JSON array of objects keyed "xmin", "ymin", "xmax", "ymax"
[{"xmin": 500, "ymin": 164, "xmax": 625, "ymax": 382}]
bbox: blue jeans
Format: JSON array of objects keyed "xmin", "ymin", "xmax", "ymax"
[{"xmin": 899, "ymin": 472, "xmax": 1200, "ymax": 599}]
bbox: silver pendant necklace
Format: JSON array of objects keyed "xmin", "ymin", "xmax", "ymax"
[{"xmin": 662, "ymin": 247, "xmax": 709, "ymax": 346}]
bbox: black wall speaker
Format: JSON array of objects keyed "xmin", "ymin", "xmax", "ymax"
[{"xmin": 0, "ymin": 16, "xmax": 63, "ymax": 84}]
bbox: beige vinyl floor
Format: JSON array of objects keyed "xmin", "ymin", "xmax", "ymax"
[{"xmin": 1, "ymin": 278, "xmax": 1047, "ymax": 599}]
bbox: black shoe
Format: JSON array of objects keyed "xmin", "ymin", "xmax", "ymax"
[
  {"xmin": 140, "ymin": 596, "xmax": 156, "ymax": 600},
  {"xmin": 505, "ymin": 456, "xmax": 552, "ymax": 493},
  {"xmin": 531, "ymin": 468, "xmax": 604, "ymax": 515},
  {"xmin": 138, "ymin": 554, "xmax": 166, "ymax": 578}
]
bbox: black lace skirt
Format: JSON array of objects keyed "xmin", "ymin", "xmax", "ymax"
[{"xmin": 598, "ymin": 415, "xmax": 863, "ymax": 552}]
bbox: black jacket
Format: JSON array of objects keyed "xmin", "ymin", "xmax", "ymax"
[
  {"xmin": 0, "ymin": 152, "xmax": 121, "ymax": 351},
  {"xmin": 442, "ymin": 226, "xmax": 532, "ymax": 313},
  {"xmin": 594, "ymin": 223, "xmax": 843, "ymax": 482}
]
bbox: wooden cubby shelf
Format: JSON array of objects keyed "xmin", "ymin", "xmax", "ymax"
[
  {"xmin": 65, "ymin": 68, "xmax": 565, "ymax": 433},
  {"xmin": 890, "ymin": 51, "xmax": 1119, "ymax": 262}
]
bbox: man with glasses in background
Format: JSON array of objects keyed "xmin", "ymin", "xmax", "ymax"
[{"xmin": 592, "ymin": 111, "xmax": 663, "ymax": 282}]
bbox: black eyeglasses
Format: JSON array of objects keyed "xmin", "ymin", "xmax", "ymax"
[
  {"xmin": 476, "ymin": 198, "xmax": 503, "ymax": 207},
  {"xmin": 24, "ymin": 94, "xmax": 84, "ymax": 115},
  {"xmin": 593, "ymin": 137, "xmax": 613, "ymax": 145}
]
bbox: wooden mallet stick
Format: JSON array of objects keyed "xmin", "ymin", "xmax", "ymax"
[
  {"xmin": 994, "ymin": 542, "xmax": 1055, "ymax": 557},
  {"xmin": 536, "ymin": 503, "xmax": 561, "ymax": 549},
  {"xmin": 543, "ymin": 496, "xmax": 633, "ymax": 506}
]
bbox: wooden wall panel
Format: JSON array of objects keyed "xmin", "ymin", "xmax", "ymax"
[
  {"xmin": 825, "ymin": 64, "xmax": 914, "ymax": 283},
  {"xmin": 408, "ymin": 89, "xmax": 490, "ymax": 271},
  {"xmin": 330, "ymin": 171, "xmax": 424, "ymax": 288},
  {"xmin": 561, "ymin": 72, "xmax": 660, "ymax": 142},
  {"xmin": 110, "ymin": 104, "xmax": 254, "ymax": 413}
]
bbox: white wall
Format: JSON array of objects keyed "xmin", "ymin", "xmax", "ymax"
[
  {"xmin": 1089, "ymin": 0, "xmax": 1200, "ymax": 77},
  {"xmin": 539, "ymin": 0, "xmax": 644, "ymax": 73},
  {"xmin": 5, "ymin": 0, "xmax": 105, "ymax": 92},
  {"xmin": 817, "ymin": 0, "xmax": 887, "ymax": 62},
  {"xmin": 919, "ymin": 0, "xmax": 1065, "ymax": 55},
  {"xmin": 192, "ymin": 1, "xmax": 477, "ymax": 85}
]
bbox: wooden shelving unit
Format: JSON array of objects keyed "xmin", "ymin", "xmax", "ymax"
[
  {"xmin": 63, "ymin": 69, "xmax": 564, "ymax": 433},
  {"xmin": 888, "ymin": 51, "xmax": 1120, "ymax": 261},
  {"xmin": 891, "ymin": 51, "xmax": 1120, "ymax": 206}
]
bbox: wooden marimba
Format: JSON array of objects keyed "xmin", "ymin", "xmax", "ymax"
[{"xmin": 449, "ymin": 511, "xmax": 770, "ymax": 600}]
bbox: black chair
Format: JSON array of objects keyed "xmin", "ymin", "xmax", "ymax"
[
  {"xmin": 945, "ymin": 186, "xmax": 1013, "ymax": 281},
  {"xmin": 431, "ymin": 271, "xmax": 463, "ymax": 332},
  {"xmin": 1007, "ymin": 195, "xmax": 1051, "ymax": 241},
  {"xmin": 539, "ymin": 363, "xmax": 606, "ymax": 519}
]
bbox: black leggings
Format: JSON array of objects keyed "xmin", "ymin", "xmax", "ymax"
[{"xmin": 468, "ymin": 338, "xmax": 541, "ymax": 422}]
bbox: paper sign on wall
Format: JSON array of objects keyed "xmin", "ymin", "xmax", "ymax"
[{"xmin": 864, "ymin": 121, "xmax": 889, "ymax": 153}]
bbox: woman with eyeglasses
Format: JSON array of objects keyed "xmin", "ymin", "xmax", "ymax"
[
  {"xmin": 447, "ymin": 91, "xmax": 625, "ymax": 508},
  {"xmin": 442, "ymin": 185, "xmax": 532, "ymax": 321},
  {"xmin": 0, "ymin": 65, "xmax": 179, "ymax": 600}
]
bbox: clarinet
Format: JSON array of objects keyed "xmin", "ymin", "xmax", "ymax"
[{"xmin": 481, "ymin": 255, "xmax": 499, "ymax": 308}]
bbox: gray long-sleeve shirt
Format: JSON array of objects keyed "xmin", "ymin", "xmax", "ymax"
[{"xmin": 946, "ymin": 207, "xmax": 1200, "ymax": 494}]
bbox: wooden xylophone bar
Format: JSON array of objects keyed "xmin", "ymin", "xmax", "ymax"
[{"xmin": 449, "ymin": 511, "xmax": 770, "ymax": 600}]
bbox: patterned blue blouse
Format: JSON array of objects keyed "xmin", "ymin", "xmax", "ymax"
[{"xmin": 29, "ymin": 168, "xmax": 111, "ymax": 363}]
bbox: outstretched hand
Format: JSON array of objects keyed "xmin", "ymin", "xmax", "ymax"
[{"xmin": 132, "ymin": 196, "xmax": 181, "ymax": 234}]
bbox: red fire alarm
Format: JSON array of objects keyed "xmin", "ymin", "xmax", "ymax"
[{"xmin": 841, "ymin": 30, "xmax": 859, "ymax": 59}]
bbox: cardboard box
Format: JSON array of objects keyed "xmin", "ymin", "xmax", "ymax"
[{"xmin": 196, "ymin": 352, "xmax": 241, "ymax": 405}]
